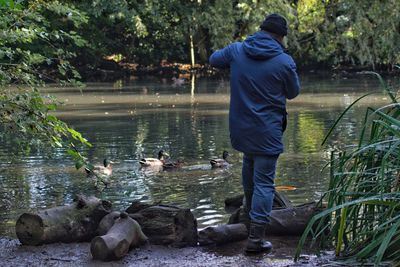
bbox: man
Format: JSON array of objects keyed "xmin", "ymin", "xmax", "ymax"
[{"xmin": 209, "ymin": 14, "xmax": 300, "ymax": 253}]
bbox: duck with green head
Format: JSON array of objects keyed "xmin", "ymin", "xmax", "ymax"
[
  {"xmin": 85, "ymin": 159, "xmax": 113, "ymax": 176},
  {"xmin": 210, "ymin": 151, "xmax": 230, "ymax": 168},
  {"xmin": 85, "ymin": 159, "xmax": 113, "ymax": 186},
  {"xmin": 139, "ymin": 150, "xmax": 169, "ymax": 167}
]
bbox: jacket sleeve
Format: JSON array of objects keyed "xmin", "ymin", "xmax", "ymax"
[
  {"xmin": 283, "ymin": 58, "xmax": 300, "ymax": 99},
  {"xmin": 209, "ymin": 44, "xmax": 234, "ymax": 69}
]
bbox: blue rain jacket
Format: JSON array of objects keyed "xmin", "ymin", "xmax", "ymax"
[{"xmin": 209, "ymin": 31, "xmax": 300, "ymax": 155}]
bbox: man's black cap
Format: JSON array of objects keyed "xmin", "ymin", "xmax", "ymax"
[{"xmin": 260, "ymin": 13, "xmax": 288, "ymax": 36}]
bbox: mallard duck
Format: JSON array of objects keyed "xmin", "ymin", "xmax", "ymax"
[
  {"xmin": 210, "ymin": 151, "xmax": 230, "ymax": 168},
  {"xmin": 85, "ymin": 159, "xmax": 113, "ymax": 177},
  {"xmin": 85, "ymin": 159, "xmax": 113, "ymax": 186},
  {"xmin": 163, "ymin": 159, "xmax": 185, "ymax": 170},
  {"xmin": 139, "ymin": 150, "xmax": 168, "ymax": 167}
]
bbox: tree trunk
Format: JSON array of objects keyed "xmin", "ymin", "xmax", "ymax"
[
  {"xmin": 15, "ymin": 195, "xmax": 112, "ymax": 245},
  {"xmin": 90, "ymin": 212, "xmax": 147, "ymax": 261},
  {"xmin": 228, "ymin": 202, "xmax": 321, "ymax": 236},
  {"xmin": 198, "ymin": 223, "xmax": 248, "ymax": 246},
  {"xmin": 126, "ymin": 202, "xmax": 198, "ymax": 247},
  {"xmin": 189, "ymin": 34, "xmax": 195, "ymax": 68}
]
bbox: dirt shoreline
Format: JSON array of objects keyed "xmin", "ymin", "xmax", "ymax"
[
  {"xmin": 0, "ymin": 237, "xmax": 333, "ymax": 267},
  {"xmin": 76, "ymin": 60, "xmax": 400, "ymax": 83}
]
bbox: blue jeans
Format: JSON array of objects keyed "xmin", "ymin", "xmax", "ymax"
[{"xmin": 242, "ymin": 153, "xmax": 279, "ymax": 224}]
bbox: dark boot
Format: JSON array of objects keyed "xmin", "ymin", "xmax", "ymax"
[{"xmin": 245, "ymin": 222, "xmax": 272, "ymax": 253}]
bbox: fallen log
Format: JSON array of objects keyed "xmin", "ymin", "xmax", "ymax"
[
  {"xmin": 125, "ymin": 201, "xmax": 154, "ymax": 214},
  {"xmin": 198, "ymin": 223, "xmax": 248, "ymax": 246},
  {"xmin": 224, "ymin": 195, "xmax": 243, "ymax": 209},
  {"xmin": 16, "ymin": 195, "xmax": 112, "ymax": 245},
  {"xmin": 265, "ymin": 203, "xmax": 320, "ymax": 235},
  {"xmin": 90, "ymin": 212, "xmax": 148, "ymax": 261},
  {"xmin": 228, "ymin": 202, "xmax": 321, "ymax": 236},
  {"xmin": 97, "ymin": 211, "xmax": 121, "ymax": 236},
  {"xmin": 225, "ymin": 191, "xmax": 293, "ymax": 212},
  {"xmin": 126, "ymin": 202, "xmax": 198, "ymax": 247}
]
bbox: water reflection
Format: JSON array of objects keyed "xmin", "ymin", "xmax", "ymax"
[{"xmin": 0, "ymin": 75, "xmax": 391, "ymax": 237}]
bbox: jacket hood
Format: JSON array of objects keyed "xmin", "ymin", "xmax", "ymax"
[{"xmin": 242, "ymin": 31, "xmax": 283, "ymax": 60}]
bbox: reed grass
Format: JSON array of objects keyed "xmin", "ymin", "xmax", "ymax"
[{"xmin": 295, "ymin": 72, "xmax": 400, "ymax": 266}]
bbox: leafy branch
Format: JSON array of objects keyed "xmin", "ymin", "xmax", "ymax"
[{"xmin": 0, "ymin": 0, "xmax": 91, "ymax": 170}]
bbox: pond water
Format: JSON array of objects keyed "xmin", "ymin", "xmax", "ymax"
[{"xmin": 0, "ymin": 74, "xmax": 392, "ymax": 237}]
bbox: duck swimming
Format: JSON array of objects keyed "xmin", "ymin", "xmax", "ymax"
[
  {"xmin": 85, "ymin": 159, "xmax": 113, "ymax": 176},
  {"xmin": 163, "ymin": 159, "xmax": 185, "ymax": 170},
  {"xmin": 139, "ymin": 150, "xmax": 168, "ymax": 167},
  {"xmin": 85, "ymin": 159, "xmax": 113, "ymax": 186},
  {"xmin": 210, "ymin": 151, "xmax": 230, "ymax": 168}
]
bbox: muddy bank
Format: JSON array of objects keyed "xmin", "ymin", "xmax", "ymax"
[
  {"xmin": 0, "ymin": 237, "xmax": 333, "ymax": 267},
  {"xmin": 76, "ymin": 59, "xmax": 400, "ymax": 83}
]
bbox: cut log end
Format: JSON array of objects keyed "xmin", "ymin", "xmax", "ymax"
[
  {"xmin": 15, "ymin": 213, "xmax": 44, "ymax": 246},
  {"xmin": 91, "ymin": 215, "xmax": 147, "ymax": 261},
  {"xmin": 91, "ymin": 236, "xmax": 130, "ymax": 261}
]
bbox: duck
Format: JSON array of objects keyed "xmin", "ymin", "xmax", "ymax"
[
  {"xmin": 163, "ymin": 159, "xmax": 185, "ymax": 170},
  {"xmin": 85, "ymin": 159, "xmax": 113, "ymax": 186},
  {"xmin": 139, "ymin": 150, "xmax": 169, "ymax": 167},
  {"xmin": 210, "ymin": 151, "xmax": 230, "ymax": 168},
  {"xmin": 85, "ymin": 159, "xmax": 113, "ymax": 176}
]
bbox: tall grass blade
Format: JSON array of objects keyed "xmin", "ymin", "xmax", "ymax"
[
  {"xmin": 375, "ymin": 220, "xmax": 400, "ymax": 265},
  {"xmin": 336, "ymin": 207, "xmax": 347, "ymax": 256}
]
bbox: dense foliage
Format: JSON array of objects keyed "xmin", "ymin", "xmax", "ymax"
[
  {"xmin": 0, "ymin": 0, "xmax": 90, "ymax": 166},
  {"xmin": 2, "ymin": 1, "xmax": 399, "ymax": 78},
  {"xmin": 62, "ymin": 0, "xmax": 400, "ymax": 70},
  {"xmin": 295, "ymin": 73, "xmax": 400, "ymax": 265},
  {"xmin": 2, "ymin": 0, "xmax": 393, "ymax": 72}
]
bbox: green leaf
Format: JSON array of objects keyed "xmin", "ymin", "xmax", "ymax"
[{"xmin": 75, "ymin": 160, "xmax": 84, "ymax": 170}]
